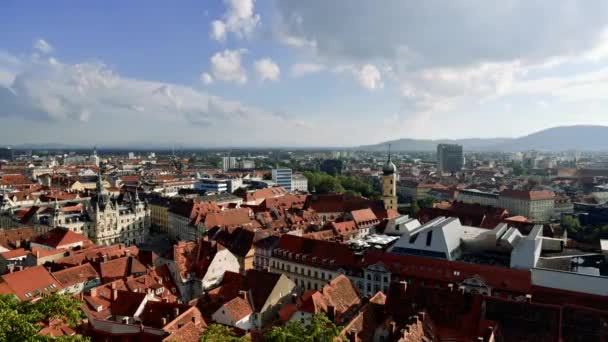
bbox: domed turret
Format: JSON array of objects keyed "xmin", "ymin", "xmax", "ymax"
[
  {"xmin": 383, "ymin": 160, "xmax": 396, "ymax": 175},
  {"xmin": 382, "ymin": 144, "xmax": 396, "ymax": 175}
]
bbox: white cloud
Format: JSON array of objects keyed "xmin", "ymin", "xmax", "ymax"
[
  {"xmin": 354, "ymin": 64, "xmax": 382, "ymax": 90},
  {"xmin": 209, "ymin": 49, "xmax": 247, "ymax": 84},
  {"xmin": 33, "ymin": 38, "xmax": 54, "ymax": 54},
  {"xmin": 0, "ymin": 51, "xmax": 309, "ymax": 133},
  {"xmin": 200, "ymin": 72, "xmax": 214, "ymax": 85},
  {"xmin": 274, "ymin": 1, "xmax": 608, "ymax": 124},
  {"xmin": 290, "ymin": 63, "xmax": 325, "ymax": 77},
  {"xmin": 210, "ymin": 20, "xmax": 227, "ymax": 42},
  {"xmin": 254, "ymin": 58, "xmax": 280, "ymax": 82},
  {"xmin": 210, "ymin": 0, "xmax": 261, "ymax": 42}
]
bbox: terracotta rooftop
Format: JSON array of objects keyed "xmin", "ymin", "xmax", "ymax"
[
  {"xmin": 500, "ymin": 189, "xmax": 555, "ymax": 200},
  {"xmin": 322, "ymin": 275, "xmax": 361, "ymax": 319},
  {"xmin": 0, "ymin": 265, "xmax": 63, "ymax": 300},
  {"xmin": 0, "ymin": 248, "xmax": 29, "ymax": 260},
  {"xmin": 274, "ymin": 235, "xmax": 358, "ymax": 269},
  {"xmin": 350, "ymin": 208, "xmax": 378, "ymax": 224},
  {"xmin": 32, "ymin": 228, "xmax": 91, "ymax": 249},
  {"xmin": 222, "ymin": 296, "xmax": 253, "ymax": 322},
  {"xmin": 99, "ymin": 256, "xmax": 146, "ymax": 281},
  {"xmin": 52, "ymin": 263, "xmax": 99, "ymax": 288}
]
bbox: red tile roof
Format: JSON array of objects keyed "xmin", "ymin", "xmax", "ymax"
[
  {"xmin": 363, "ymin": 251, "xmax": 531, "ymax": 294},
  {"xmin": 500, "ymin": 189, "xmax": 555, "ymax": 200},
  {"xmin": 243, "ymin": 186, "xmax": 288, "ymax": 203},
  {"xmin": 32, "ymin": 228, "xmax": 91, "ymax": 249},
  {"xmin": 99, "ymin": 256, "xmax": 146, "ymax": 281},
  {"xmin": 173, "ymin": 239, "xmax": 216, "ymax": 279},
  {"xmin": 0, "ymin": 248, "xmax": 29, "ymax": 260},
  {"xmin": 350, "ymin": 208, "xmax": 378, "ymax": 224},
  {"xmin": 331, "ymin": 221, "xmax": 358, "ymax": 237},
  {"xmin": 223, "ymin": 296, "xmax": 253, "ymax": 322},
  {"xmin": 275, "ymin": 235, "xmax": 358, "ymax": 269},
  {"xmin": 52, "ymin": 263, "xmax": 99, "ymax": 287},
  {"xmin": 203, "ymin": 208, "xmax": 252, "ymax": 228},
  {"xmin": 0, "ymin": 265, "xmax": 63, "ymax": 300},
  {"xmin": 322, "ymin": 275, "xmax": 361, "ymax": 319}
]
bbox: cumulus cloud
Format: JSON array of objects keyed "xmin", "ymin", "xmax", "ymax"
[
  {"xmin": 33, "ymin": 38, "xmax": 54, "ymax": 54},
  {"xmin": 210, "ymin": 0, "xmax": 261, "ymax": 42},
  {"xmin": 254, "ymin": 58, "xmax": 280, "ymax": 82},
  {"xmin": 354, "ymin": 64, "xmax": 382, "ymax": 90},
  {"xmin": 209, "ymin": 49, "xmax": 247, "ymax": 84},
  {"xmin": 200, "ymin": 72, "xmax": 214, "ymax": 85},
  {"xmin": 274, "ymin": 1, "xmax": 608, "ymax": 121},
  {"xmin": 290, "ymin": 63, "xmax": 325, "ymax": 77},
  {"xmin": 210, "ymin": 20, "xmax": 227, "ymax": 41},
  {"xmin": 0, "ymin": 51, "xmax": 308, "ymax": 132}
]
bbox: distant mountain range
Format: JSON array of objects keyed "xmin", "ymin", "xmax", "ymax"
[{"xmin": 360, "ymin": 125, "xmax": 608, "ymax": 152}]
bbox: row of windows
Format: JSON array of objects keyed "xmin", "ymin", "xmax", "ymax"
[{"xmin": 272, "ymin": 260, "xmax": 333, "ymax": 281}]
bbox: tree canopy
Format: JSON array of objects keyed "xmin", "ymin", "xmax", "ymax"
[
  {"xmin": 264, "ymin": 313, "xmax": 343, "ymax": 342},
  {"xmin": 0, "ymin": 293, "xmax": 88, "ymax": 342},
  {"xmin": 199, "ymin": 324, "xmax": 248, "ymax": 342},
  {"xmin": 303, "ymin": 171, "xmax": 378, "ymax": 198}
]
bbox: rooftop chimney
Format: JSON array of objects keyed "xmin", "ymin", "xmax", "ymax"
[
  {"xmin": 173, "ymin": 307, "xmax": 180, "ymax": 318},
  {"xmin": 161, "ymin": 317, "xmax": 167, "ymax": 326},
  {"xmin": 112, "ymin": 289, "xmax": 118, "ymax": 301}
]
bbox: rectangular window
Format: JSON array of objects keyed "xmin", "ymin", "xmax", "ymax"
[
  {"xmin": 409, "ymin": 234, "xmax": 418, "ymax": 244},
  {"xmin": 426, "ymin": 230, "xmax": 433, "ymax": 246}
]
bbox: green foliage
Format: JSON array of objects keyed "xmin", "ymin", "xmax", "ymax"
[
  {"xmin": 303, "ymin": 171, "xmax": 379, "ymax": 199},
  {"xmin": 200, "ymin": 324, "xmax": 248, "ymax": 342},
  {"xmin": 410, "ymin": 200, "xmax": 420, "ymax": 216},
  {"xmin": 417, "ymin": 196, "xmax": 438, "ymax": 209},
  {"xmin": 264, "ymin": 313, "xmax": 344, "ymax": 342},
  {"xmin": 0, "ymin": 293, "xmax": 88, "ymax": 342},
  {"xmin": 562, "ymin": 216, "xmax": 582, "ymax": 236}
]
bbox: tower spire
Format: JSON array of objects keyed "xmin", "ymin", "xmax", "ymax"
[{"xmin": 387, "ymin": 143, "xmax": 392, "ymax": 162}]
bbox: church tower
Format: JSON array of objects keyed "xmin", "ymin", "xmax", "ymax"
[{"xmin": 382, "ymin": 145, "xmax": 398, "ymax": 210}]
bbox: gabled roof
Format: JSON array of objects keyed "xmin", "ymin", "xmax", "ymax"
[
  {"xmin": 209, "ymin": 227, "xmax": 255, "ymax": 258},
  {"xmin": 350, "ymin": 208, "xmax": 378, "ymax": 224},
  {"xmin": 332, "ymin": 221, "xmax": 358, "ymax": 236},
  {"xmin": 0, "ymin": 248, "xmax": 29, "ymax": 260},
  {"xmin": 173, "ymin": 239, "xmax": 216, "ymax": 279},
  {"xmin": 222, "ymin": 296, "xmax": 253, "ymax": 322},
  {"xmin": 243, "ymin": 269, "xmax": 282, "ymax": 312},
  {"xmin": 32, "ymin": 228, "xmax": 91, "ymax": 249},
  {"xmin": 0, "ymin": 265, "xmax": 63, "ymax": 300},
  {"xmin": 322, "ymin": 275, "xmax": 361, "ymax": 317},
  {"xmin": 52, "ymin": 263, "xmax": 99, "ymax": 288},
  {"xmin": 99, "ymin": 256, "xmax": 146, "ymax": 281},
  {"xmin": 275, "ymin": 235, "xmax": 357, "ymax": 268}
]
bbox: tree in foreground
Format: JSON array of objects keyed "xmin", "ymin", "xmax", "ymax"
[
  {"xmin": 200, "ymin": 324, "xmax": 249, "ymax": 342},
  {"xmin": 264, "ymin": 313, "xmax": 344, "ymax": 342},
  {"xmin": 0, "ymin": 293, "xmax": 89, "ymax": 342}
]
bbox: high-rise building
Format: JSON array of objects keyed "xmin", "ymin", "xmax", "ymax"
[
  {"xmin": 222, "ymin": 156, "xmax": 237, "ymax": 172},
  {"xmin": 0, "ymin": 147, "xmax": 13, "ymax": 161},
  {"xmin": 292, "ymin": 174, "xmax": 309, "ymax": 192},
  {"xmin": 382, "ymin": 147, "xmax": 398, "ymax": 210},
  {"xmin": 240, "ymin": 160, "xmax": 255, "ymax": 169},
  {"xmin": 272, "ymin": 168, "xmax": 292, "ymax": 191},
  {"xmin": 437, "ymin": 144, "xmax": 463, "ymax": 174}
]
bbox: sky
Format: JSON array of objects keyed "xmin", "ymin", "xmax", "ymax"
[{"xmin": 1, "ymin": 1, "xmax": 608, "ymax": 148}]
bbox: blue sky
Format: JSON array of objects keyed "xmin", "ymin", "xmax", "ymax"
[{"xmin": 1, "ymin": 1, "xmax": 608, "ymax": 147}]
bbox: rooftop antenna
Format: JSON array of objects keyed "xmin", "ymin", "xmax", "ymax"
[{"xmin": 387, "ymin": 143, "xmax": 392, "ymax": 162}]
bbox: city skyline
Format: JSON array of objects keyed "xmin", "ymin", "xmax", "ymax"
[{"xmin": 2, "ymin": 1, "xmax": 608, "ymax": 147}]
